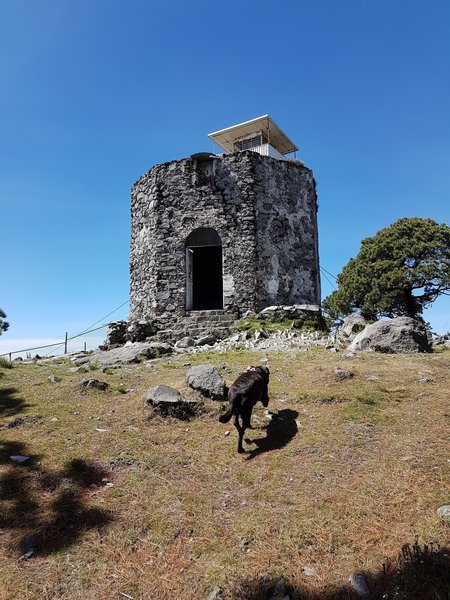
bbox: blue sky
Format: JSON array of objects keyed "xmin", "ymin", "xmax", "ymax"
[{"xmin": 1, "ymin": 0, "xmax": 449, "ymax": 355}]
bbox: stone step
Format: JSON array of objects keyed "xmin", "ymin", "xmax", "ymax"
[
  {"xmin": 185, "ymin": 310, "xmax": 231, "ymax": 317},
  {"xmin": 183, "ymin": 314, "xmax": 235, "ymax": 325}
]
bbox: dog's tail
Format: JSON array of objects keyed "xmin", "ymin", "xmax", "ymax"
[{"xmin": 219, "ymin": 405, "xmax": 233, "ymax": 423}]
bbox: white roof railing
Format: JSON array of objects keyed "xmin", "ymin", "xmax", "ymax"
[{"xmin": 208, "ymin": 115, "xmax": 298, "ymax": 156}]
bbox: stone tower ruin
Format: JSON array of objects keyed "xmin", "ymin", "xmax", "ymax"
[{"xmin": 129, "ymin": 115, "xmax": 320, "ymax": 338}]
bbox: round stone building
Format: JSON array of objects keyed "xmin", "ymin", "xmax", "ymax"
[{"xmin": 130, "ymin": 115, "xmax": 320, "ymax": 336}]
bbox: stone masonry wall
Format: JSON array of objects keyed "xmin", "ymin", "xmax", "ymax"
[
  {"xmin": 130, "ymin": 151, "xmax": 320, "ymax": 325},
  {"xmin": 252, "ymin": 155, "xmax": 320, "ymax": 307}
]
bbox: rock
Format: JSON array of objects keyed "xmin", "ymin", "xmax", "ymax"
[
  {"xmin": 20, "ymin": 534, "xmax": 34, "ymax": 560},
  {"xmin": 437, "ymin": 505, "xmax": 450, "ymax": 522},
  {"xmin": 254, "ymin": 329, "xmax": 269, "ymax": 340},
  {"xmin": 79, "ymin": 379, "xmax": 109, "ymax": 391},
  {"xmin": 144, "ymin": 384, "xmax": 182, "ymax": 406},
  {"xmin": 258, "ymin": 304, "xmax": 320, "ymax": 320},
  {"xmin": 87, "ymin": 342, "xmax": 173, "ymax": 370},
  {"xmin": 10, "ymin": 455, "xmax": 30, "ymax": 463},
  {"xmin": 196, "ymin": 334, "xmax": 217, "ymax": 346},
  {"xmin": 333, "ymin": 366, "xmax": 354, "ymax": 381},
  {"xmin": 419, "ymin": 377, "xmax": 432, "ymax": 383},
  {"xmin": 185, "ymin": 364, "xmax": 227, "ymax": 400},
  {"xmin": 339, "ymin": 314, "xmax": 367, "ymax": 339},
  {"xmin": 269, "ymin": 578, "xmax": 290, "ymax": 600},
  {"xmin": 347, "ymin": 317, "xmax": 431, "ymax": 354},
  {"xmin": 72, "ymin": 355, "xmax": 90, "ymax": 366},
  {"xmin": 143, "ymin": 385, "xmax": 200, "ymax": 419},
  {"xmin": 175, "ymin": 336, "xmax": 195, "ymax": 349},
  {"xmin": 48, "ymin": 375, "xmax": 61, "ymax": 383},
  {"xmin": 207, "ymin": 586, "xmax": 223, "ymax": 600},
  {"xmin": 348, "ymin": 573, "xmax": 370, "ymax": 597}
]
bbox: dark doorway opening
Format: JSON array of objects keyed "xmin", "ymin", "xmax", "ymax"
[
  {"xmin": 191, "ymin": 246, "xmax": 223, "ymax": 310},
  {"xmin": 186, "ymin": 227, "xmax": 223, "ymax": 311}
]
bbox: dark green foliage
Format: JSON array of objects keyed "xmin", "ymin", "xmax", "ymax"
[
  {"xmin": 323, "ymin": 218, "xmax": 450, "ymax": 321},
  {"xmin": 0, "ymin": 308, "xmax": 9, "ymax": 336}
]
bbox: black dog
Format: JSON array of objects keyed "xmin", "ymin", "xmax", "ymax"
[{"xmin": 219, "ymin": 366, "xmax": 270, "ymax": 453}]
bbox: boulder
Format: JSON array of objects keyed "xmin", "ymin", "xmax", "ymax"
[
  {"xmin": 339, "ymin": 314, "xmax": 367, "ymax": 339},
  {"xmin": 143, "ymin": 385, "xmax": 200, "ymax": 419},
  {"xmin": 186, "ymin": 363, "xmax": 227, "ymax": 400},
  {"xmin": 87, "ymin": 341, "xmax": 172, "ymax": 370},
  {"xmin": 347, "ymin": 317, "xmax": 431, "ymax": 354}
]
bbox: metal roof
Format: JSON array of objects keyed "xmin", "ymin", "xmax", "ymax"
[{"xmin": 208, "ymin": 115, "xmax": 298, "ymax": 155}]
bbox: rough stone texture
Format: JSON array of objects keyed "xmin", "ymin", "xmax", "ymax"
[
  {"xmin": 174, "ymin": 336, "xmax": 195, "ymax": 349},
  {"xmin": 339, "ymin": 314, "xmax": 367, "ymax": 339},
  {"xmin": 143, "ymin": 385, "xmax": 200, "ymax": 419},
  {"xmin": 102, "ymin": 320, "xmax": 159, "ymax": 348},
  {"xmin": 347, "ymin": 317, "xmax": 431, "ymax": 354},
  {"xmin": 130, "ymin": 151, "xmax": 320, "ymax": 330},
  {"xmin": 207, "ymin": 586, "xmax": 223, "ymax": 600},
  {"xmin": 348, "ymin": 573, "xmax": 370, "ymax": 597},
  {"xmin": 185, "ymin": 363, "xmax": 227, "ymax": 400},
  {"xmin": 105, "ymin": 320, "xmax": 128, "ymax": 347},
  {"xmin": 79, "ymin": 379, "xmax": 109, "ymax": 391},
  {"xmin": 333, "ymin": 366, "xmax": 354, "ymax": 381},
  {"xmin": 88, "ymin": 342, "xmax": 172, "ymax": 370},
  {"xmin": 437, "ymin": 505, "xmax": 450, "ymax": 522}
]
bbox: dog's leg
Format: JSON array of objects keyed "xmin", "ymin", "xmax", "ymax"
[{"xmin": 234, "ymin": 414, "xmax": 245, "ymax": 453}]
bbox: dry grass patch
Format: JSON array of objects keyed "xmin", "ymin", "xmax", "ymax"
[{"xmin": 0, "ymin": 348, "xmax": 449, "ymax": 599}]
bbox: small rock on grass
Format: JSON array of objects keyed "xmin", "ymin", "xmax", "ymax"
[
  {"xmin": 207, "ymin": 586, "xmax": 223, "ymax": 600},
  {"xmin": 437, "ymin": 505, "xmax": 450, "ymax": 522},
  {"xmin": 143, "ymin": 385, "xmax": 201, "ymax": 419},
  {"xmin": 348, "ymin": 573, "xmax": 370, "ymax": 597},
  {"xmin": 333, "ymin": 366, "xmax": 354, "ymax": 381},
  {"xmin": 48, "ymin": 374, "xmax": 61, "ymax": 383},
  {"xmin": 79, "ymin": 379, "xmax": 109, "ymax": 391},
  {"xmin": 10, "ymin": 455, "xmax": 30, "ymax": 464}
]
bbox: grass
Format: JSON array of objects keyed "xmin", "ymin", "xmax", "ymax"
[
  {"xmin": 233, "ymin": 316, "xmax": 325, "ymax": 333},
  {"xmin": 0, "ymin": 348, "xmax": 449, "ymax": 599}
]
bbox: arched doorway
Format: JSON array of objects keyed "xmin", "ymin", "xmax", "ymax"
[{"xmin": 186, "ymin": 228, "xmax": 223, "ymax": 311}]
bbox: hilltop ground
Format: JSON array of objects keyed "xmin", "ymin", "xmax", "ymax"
[{"xmin": 0, "ymin": 346, "xmax": 449, "ymax": 599}]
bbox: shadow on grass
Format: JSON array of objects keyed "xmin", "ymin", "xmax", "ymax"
[
  {"xmin": 0, "ymin": 387, "xmax": 30, "ymax": 419},
  {"xmin": 0, "ymin": 447, "xmax": 113, "ymax": 557},
  {"xmin": 246, "ymin": 409, "xmax": 299, "ymax": 460},
  {"xmin": 231, "ymin": 541, "xmax": 450, "ymax": 599}
]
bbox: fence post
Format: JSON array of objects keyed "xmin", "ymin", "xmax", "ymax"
[
  {"xmin": 64, "ymin": 332, "xmax": 68, "ymax": 355},
  {"xmin": 84, "ymin": 342, "xmax": 87, "ymax": 352}
]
